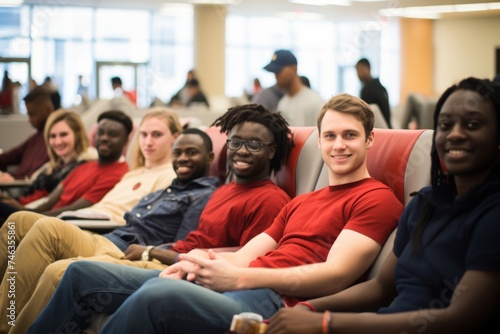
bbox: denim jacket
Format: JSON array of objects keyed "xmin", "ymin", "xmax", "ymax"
[{"xmin": 104, "ymin": 176, "xmax": 220, "ymax": 252}]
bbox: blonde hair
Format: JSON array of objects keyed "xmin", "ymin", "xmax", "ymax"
[
  {"xmin": 129, "ymin": 107, "xmax": 182, "ymax": 169},
  {"xmin": 43, "ymin": 109, "xmax": 89, "ymax": 173}
]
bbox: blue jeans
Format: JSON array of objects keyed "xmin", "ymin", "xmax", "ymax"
[{"xmin": 28, "ymin": 261, "xmax": 284, "ymax": 334}]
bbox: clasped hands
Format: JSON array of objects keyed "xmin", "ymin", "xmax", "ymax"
[{"xmin": 159, "ymin": 249, "xmax": 242, "ymax": 292}]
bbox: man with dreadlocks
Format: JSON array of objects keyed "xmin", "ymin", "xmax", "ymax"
[
  {"xmin": 119, "ymin": 103, "xmax": 295, "ymax": 265},
  {"xmin": 265, "ymin": 77, "xmax": 500, "ymax": 334},
  {"xmin": 29, "ymin": 95, "xmax": 403, "ymax": 334},
  {"xmin": 80, "ymin": 102, "xmax": 294, "ymax": 268}
]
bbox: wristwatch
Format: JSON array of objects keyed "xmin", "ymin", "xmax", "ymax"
[{"xmin": 141, "ymin": 245, "xmax": 155, "ymax": 261}]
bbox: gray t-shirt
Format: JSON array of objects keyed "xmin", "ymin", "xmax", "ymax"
[
  {"xmin": 251, "ymin": 84, "xmax": 285, "ymax": 112},
  {"xmin": 277, "ymin": 87, "xmax": 324, "ymax": 126}
]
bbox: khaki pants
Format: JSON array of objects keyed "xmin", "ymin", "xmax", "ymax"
[{"xmin": 0, "ymin": 211, "xmax": 166, "ymax": 334}]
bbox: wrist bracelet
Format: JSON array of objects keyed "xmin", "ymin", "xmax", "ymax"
[
  {"xmin": 322, "ymin": 311, "xmax": 331, "ymax": 334},
  {"xmin": 296, "ymin": 301, "xmax": 316, "ymax": 312}
]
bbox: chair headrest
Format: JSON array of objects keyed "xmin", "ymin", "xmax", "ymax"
[
  {"xmin": 274, "ymin": 127, "xmax": 320, "ymax": 198},
  {"xmin": 367, "ymin": 129, "xmax": 432, "ymax": 205},
  {"xmin": 204, "ymin": 126, "xmax": 228, "ymax": 184}
]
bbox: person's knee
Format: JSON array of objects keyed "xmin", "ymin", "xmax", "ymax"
[
  {"xmin": 63, "ymin": 261, "xmax": 115, "ymax": 288},
  {"xmin": 2, "ymin": 211, "xmax": 42, "ymax": 237},
  {"xmin": 53, "ymin": 262, "xmax": 90, "ymax": 297},
  {"xmin": 133, "ymin": 278, "xmax": 184, "ymax": 307},
  {"xmin": 137, "ymin": 278, "xmax": 175, "ymax": 298},
  {"xmin": 42, "ymin": 260, "xmax": 71, "ymax": 286},
  {"xmin": 35, "ymin": 216, "xmax": 62, "ymax": 229},
  {"xmin": 4, "ymin": 211, "xmax": 34, "ymax": 231},
  {"xmin": 31, "ymin": 217, "xmax": 64, "ymax": 238},
  {"xmin": 5, "ymin": 211, "xmax": 22, "ymax": 223},
  {"xmin": 65, "ymin": 261, "xmax": 91, "ymax": 280},
  {"xmin": 7, "ymin": 210, "xmax": 42, "ymax": 223}
]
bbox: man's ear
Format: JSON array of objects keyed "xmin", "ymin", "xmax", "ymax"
[
  {"xmin": 268, "ymin": 145, "xmax": 276, "ymax": 160},
  {"xmin": 45, "ymin": 105, "xmax": 54, "ymax": 118},
  {"xmin": 207, "ymin": 151, "xmax": 215, "ymax": 164},
  {"xmin": 366, "ymin": 131, "xmax": 375, "ymax": 149}
]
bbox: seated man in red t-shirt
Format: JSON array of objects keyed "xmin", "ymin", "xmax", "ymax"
[
  {"xmin": 28, "ymin": 94, "xmax": 404, "ymax": 334},
  {"xmin": 126, "ymin": 103, "xmax": 295, "ymax": 265},
  {"xmin": 0, "ymin": 110, "xmax": 132, "ymax": 218}
]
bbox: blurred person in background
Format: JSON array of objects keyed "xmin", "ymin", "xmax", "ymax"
[{"xmin": 0, "ymin": 87, "xmax": 54, "ymax": 181}]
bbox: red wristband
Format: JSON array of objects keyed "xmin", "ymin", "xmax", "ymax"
[
  {"xmin": 295, "ymin": 301, "xmax": 316, "ymax": 312},
  {"xmin": 322, "ymin": 311, "xmax": 331, "ymax": 334}
]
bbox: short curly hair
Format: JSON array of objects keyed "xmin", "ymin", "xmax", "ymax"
[{"xmin": 97, "ymin": 110, "xmax": 133, "ymax": 136}]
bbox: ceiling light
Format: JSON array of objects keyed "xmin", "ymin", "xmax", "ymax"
[
  {"xmin": 160, "ymin": 3, "xmax": 193, "ymax": 16},
  {"xmin": 379, "ymin": 2, "xmax": 500, "ymax": 19},
  {"xmin": 411, "ymin": 5, "xmax": 455, "ymax": 14},
  {"xmin": 289, "ymin": 0, "xmax": 351, "ymax": 6},
  {"xmin": 189, "ymin": 0, "xmax": 241, "ymax": 4},
  {"xmin": 487, "ymin": 3, "xmax": 500, "ymax": 9},
  {"xmin": 278, "ymin": 11, "xmax": 324, "ymax": 20},
  {"xmin": 0, "ymin": 0, "xmax": 23, "ymax": 6},
  {"xmin": 454, "ymin": 3, "xmax": 488, "ymax": 12}
]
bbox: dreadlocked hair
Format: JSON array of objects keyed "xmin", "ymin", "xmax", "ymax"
[
  {"xmin": 211, "ymin": 103, "xmax": 294, "ymax": 176},
  {"xmin": 412, "ymin": 77, "xmax": 500, "ymax": 253}
]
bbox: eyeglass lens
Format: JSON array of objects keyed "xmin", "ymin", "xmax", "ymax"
[{"xmin": 228, "ymin": 139, "xmax": 263, "ymax": 152}]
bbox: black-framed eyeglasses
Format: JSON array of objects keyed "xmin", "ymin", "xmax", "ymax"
[{"xmin": 226, "ymin": 138, "xmax": 274, "ymax": 152}]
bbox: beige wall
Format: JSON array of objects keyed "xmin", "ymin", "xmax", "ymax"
[
  {"xmin": 433, "ymin": 16, "xmax": 500, "ymax": 95},
  {"xmin": 400, "ymin": 18, "xmax": 434, "ymax": 103},
  {"xmin": 194, "ymin": 5, "xmax": 226, "ymax": 98}
]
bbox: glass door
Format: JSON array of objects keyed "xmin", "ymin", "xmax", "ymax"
[{"xmin": 96, "ymin": 61, "xmax": 148, "ymax": 108}]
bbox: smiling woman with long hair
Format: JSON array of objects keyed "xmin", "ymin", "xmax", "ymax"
[{"xmin": 0, "ymin": 110, "xmax": 96, "ymax": 222}]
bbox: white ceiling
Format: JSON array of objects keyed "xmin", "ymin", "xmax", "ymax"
[{"xmin": 21, "ymin": 0, "xmax": 500, "ymax": 20}]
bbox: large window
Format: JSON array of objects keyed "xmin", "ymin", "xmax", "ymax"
[
  {"xmin": 150, "ymin": 14, "xmax": 194, "ymax": 103},
  {"xmin": 31, "ymin": 7, "xmax": 93, "ymax": 40},
  {"xmin": 0, "ymin": 6, "xmax": 30, "ymax": 57},
  {"xmin": 0, "ymin": 5, "xmax": 400, "ymax": 112},
  {"xmin": 0, "ymin": 5, "xmax": 194, "ymax": 111},
  {"xmin": 226, "ymin": 14, "xmax": 400, "ymax": 106}
]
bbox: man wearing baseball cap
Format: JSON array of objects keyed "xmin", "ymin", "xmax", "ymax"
[{"xmin": 263, "ymin": 49, "xmax": 324, "ymax": 126}]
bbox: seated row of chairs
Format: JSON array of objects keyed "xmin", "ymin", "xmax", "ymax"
[
  {"xmin": 199, "ymin": 126, "xmax": 433, "ymax": 278},
  {"xmin": 84, "ymin": 124, "xmax": 433, "ymax": 262},
  {"xmin": 87, "ymin": 126, "xmax": 433, "ymax": 333}
]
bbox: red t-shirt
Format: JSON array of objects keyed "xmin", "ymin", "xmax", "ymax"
[
  {"xmin": 124, "ymin": 90, "xmax": 137, "ymax": 105},
  {"xmin": 171, "ymin": 180, "xmax": 290, "ymax": 253},
  {"xmin": 0, "ymin": 131, "xmax": 48, "ymax": 179},
  {"xmin": 53, "ymin": 160, "xmax": 129, "ymax": 209},
  {"xmin": 0, "ymin": 88, "xmax": 13, "ymax": 108},
  {"xmin": 19, "ymin": 189, "xmax": 49, "ymax": 205},
  {"xmin": 249, "ymin": 178, "xmax": 403, "ymax": 306}
]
